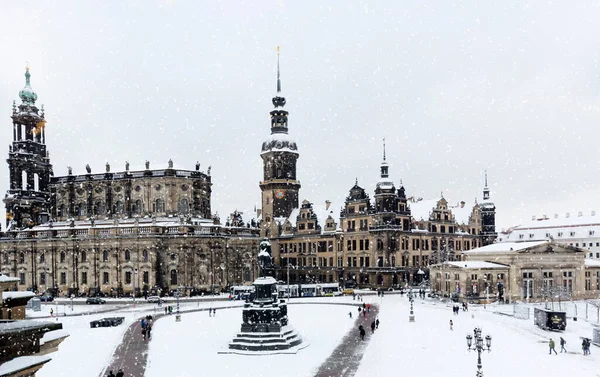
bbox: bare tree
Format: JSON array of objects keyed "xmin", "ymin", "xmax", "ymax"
[{"xmin": 540, "ymin": 285, "xmax": 571, "ymax": 311}]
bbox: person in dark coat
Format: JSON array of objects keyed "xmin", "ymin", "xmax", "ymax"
[
  {"xmin": 370, "ymin": 321, "xmax": 376, "ymax": 333},
  {"xmin": 107, "ymin": 371, "xmax": 115, "ymax": 377},
  {"xmin": 375, "ymin": 318, "xmax": 380, "ymax": 329},
  {"xmin": 359, "ymin": 325, "xmax": 365, "ymax": 341},
  {"xmin": 116, "ymin": 370, "xmax": 124, "ymax": 377},
  {"xmin": 560, "ymin": 337, "xmax": 566, "ymax": 353}
]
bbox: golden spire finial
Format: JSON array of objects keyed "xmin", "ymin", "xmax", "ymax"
[
  {"xmin": 276, "ymin": 46, "xmax": 280, "ymax": 56},
  {"xmin": 25, "ymin": 61, "xmax": 30, "ymax": 71}
]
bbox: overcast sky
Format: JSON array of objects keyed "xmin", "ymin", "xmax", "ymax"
[{"xmin": 2, "ymin": 1, "xmax": 600, "ymax": 230}]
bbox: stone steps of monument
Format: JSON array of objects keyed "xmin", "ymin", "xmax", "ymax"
[
  {"xmin": 228, "ymin": 336, "xmax": 303, "ymax": 351},
  {"xmin": 231, "ymin": 333, "xmax": 299, "ymax": 345},
  {"xmin": 235, "ymin": 329, "xmax": 296, "ymax": 339}
]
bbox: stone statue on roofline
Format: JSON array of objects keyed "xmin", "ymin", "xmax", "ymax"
[
  {"xmin": 105, "ymin": 162, "xmax": 110, "ymax": 173},
  {"xmin": 145, "ymin": 160, "xmax": 150, "ymax": 170},
  {"xmin": 168, "ymin": 159, "xmax": 173, "ymax": 169},
  {"xmin": 125, "ymin": 161, "xmax": 130, "ymax": 171},
  {"xmin": 86, "ymin": 164, "xmax": 91, "ymax": 174}
]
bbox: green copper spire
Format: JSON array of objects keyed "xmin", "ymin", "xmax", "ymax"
[{"xmin": 19, "ymin": 65, "xmax": 38, "ymax": 105}]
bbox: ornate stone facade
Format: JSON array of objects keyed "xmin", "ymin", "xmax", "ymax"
[{"xmin": 49, "ymin": 161, "xmax": 212, "ymax": 221}]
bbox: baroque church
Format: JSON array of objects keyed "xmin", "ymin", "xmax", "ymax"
[{"xmin": 1, "ymin": 67, "xmax": 260, "ymax": 297}]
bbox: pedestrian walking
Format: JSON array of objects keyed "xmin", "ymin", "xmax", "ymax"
[
  {"xmin": 449, "ymin": 320, "xmax": 453, "ymax": 331},
  {"xmin": 50, "ymin": 308, "xmax": 54, "ymax": 317},
  {"xmin": 371, "ymin": 321, "xmax": 376, "ymax": 333},
  {"xmin": 116, "ymin": 369, "xmax": 124, "ymax": 377},
  {"xmin": 213, "ymin": 308, "xmax": 216, "ymax": 316},
  {"xmin": 359, "ymin": 325, "xmax": 365, "ymax": 341},
  {"xmin": 375, "ymin": 318, "xmax": 380, "ymax": 329},
  {"xmin": 363, "ymin": 309, "xmax": 366, "ymax": 317},
  {"xmin": 348, "ymin": 311, "xmax": 352, "ymax": 319},
  {"xmin": 209, "ymin": 308, "xmax": 212, "ymax": 317},
  {"xmin": 362, "ymin": 303, "xmax": 366, "ymax": 310},
  {"xmin": 367, "ymin": 303, "xmax": 371, "ymax": 313},
  {"xmin": 549, "ymin": 338, "xmax": 557, "ymax": 355},
  {"xmin": 164, "ymin": 307, "xmax": 168, "ymax": 315},
  {"xmin": 560, "ymin": 337, "xmax": 567, "ymax": 353},
  {"xmin": 107, "ymin": 371, "xmax": 115, "ymax": 377},
  {"xmin": 358, "ymin": 306, "xmax": 362, "ymax": 314}
]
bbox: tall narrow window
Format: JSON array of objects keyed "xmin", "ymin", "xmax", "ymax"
[
  {"xmin": 103, "ymin": 271, "xmax": 109, "ymax": 285},
  {"xmin": 170, "ymin": 269, "xmax": 178, "ymax": 285},
  {"xmin": 178, "ymin": 199, "xmax": 189, "ymax": 214},
  {"xmin": 142, "ymin": 249, "xmax": 148, "ymax": 262},
  {"xmin": 103, "ymin": 250, "xmax": 109, "ymax": 262},
  {"xmin": 81, "ymin": 251, "xmax": 87, "ymax": 263},
  {"xmin": 143, "ymin": 271, "xmax": 149, "ymax": 284},
  {"xmin": 60, "ymin": 251, "xmax": 66, "ymax": 263},
  {"xmin": 125, "ymin": 250, "xmax": 131, "ymax": 261}
]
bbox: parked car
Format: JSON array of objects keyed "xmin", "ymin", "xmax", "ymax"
[
  {"xmin": 146, "ymin": 296, "xmax": 161, "ymax": 303},
  {"xmin": 86, "ymin": 297, "xmax": 106, "ymax": 305},
  {"xmin": 342, "ymin": 288, "xmax": 355, "ymax": 295},
  {"xmin": 39, "ymin": 295, "xmax": 54, "ymax": 302}
]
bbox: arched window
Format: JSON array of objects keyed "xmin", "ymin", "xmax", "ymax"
[
  {"xmin": 244, "ymin": 268, "xmax": 251, "ymax": 282},
  {"xmin": 60, "ymin": 251, "xmax": 66, "ymax": 263},
  {"xmin": 170, "ymin": 269, "xmax": 178, "ymax": 285},
  {"xmin": 170, "ymin": 253, "xmax": 177, "ymax": 261},
  {"xmin": 142, "ymin": 249, "xmax": 148, "ymax": 262},
  {"xmin": 81, "ymin": 250, "xmax": 87, "ymax": 263},
  {"xmin": 77, "ymin": 203, "xmax": 87, "ymax": 216},
  {"xmin": 103, "ymin": 250, "xmax": 109, "ymax": 262},
  {"xmin": 155, "ymin": 199, "xmax": 164, "ymax": 213},
  {"xmin": 19, "ymin": 252, "xmax": 25, "ymax": 264},
  {"xmin": 125, "ymin": 250, "xmax": 131, "ymax": 261},
  {"xmin": 178, "ymin": 199, "xmax": 189, "ymax": 214},
  {"xmin": 115, "ymin": 201, "xmax": 124, "ymax": 215},
  {"xmin": 21, "ymin": 171, "xmax": 27, "ymax": 190},
  {"xmin": 33, "ymin": 173, "xmax": 39, "ymax": 192},
  {"xmin": 95, "ymin": 201, "xmax": 105, "ymax": 215},
  {"xmin": 134, "ymin": 200, "xmax": 142, "ymax": 214}
]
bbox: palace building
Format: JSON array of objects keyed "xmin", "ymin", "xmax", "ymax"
[{"xmin": 258, "ymin": 53, "xmax": 497, "ymax": 288}]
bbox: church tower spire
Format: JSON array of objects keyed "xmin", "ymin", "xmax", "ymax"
[
  {"xmin": 4, "ymin": 66, "xmax": 53, "ymax": 229},
  {"xmin": 483, "ymin": 169, "xmax": 490, "ymax": 200},
  {"xmin": 259, "ymin": 47, "xmax": 301, "ymax": 237},
  {"xmin": 380, "ymin": 138, "xmax": 389, "ymax": 178}
]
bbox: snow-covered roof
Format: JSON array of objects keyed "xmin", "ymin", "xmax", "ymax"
[
  {"xmin": 40, "ymin": 329, "xmax": 69, "ymax": 345},
  {"xmin": 283, "ymin": 199, "xmax": 342, "ymax": 234},
  {"xmin": 0, "ymin": 355, "xmax": 52, "ymax": 376},
  {"xmin": 408, "ymin": 198, "xmax": 440, "ymax": 221},
  {"xmin": 585, "ymin": 258, "xmax": 600, "ymax": 268},
  {"xmin": 501, "ymin": 214, "xmax": 600, "ymax": 243},
  {"xmin": 442, "ymin": 261, "xmax": 508, "ymax": 269},
  {"xmin": 449, "ymin": 204, "xmax": 473, "ymax": 225},
  {"xmin": 376, "ymin": 178, "xmax": 395, "ymax": 190},
  {"xmin": 253, "ymin": 276, "xmax": 277, "ymax": 285},
  {"xmin": 463, "ymin": 240, "xmax": 548, "ymax": 254},
  {"xmin": 0, "ymin": 275, "xmax": 20, "ymax": 283},
  {"xmin": 3, "ymin": 291, "xmax": 35, "ymax": 300}
]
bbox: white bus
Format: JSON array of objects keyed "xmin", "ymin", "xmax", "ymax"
[
  {"xmin": 276, "ymin": 284, "xmax": 299, "ymax": 298},
  {"xmin": 230, "ymin": 285, "xmax": 255, "ymax": 300},
  {"xmin": 319, "ymin": 283, "xmax": 342, "ymax": 296}
]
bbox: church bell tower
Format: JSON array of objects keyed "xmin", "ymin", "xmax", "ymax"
[
  {"xmin": 259, "ymin": 48, "xmax": 301, "ymax": 237},
  {"xmin": 3, "ymin": 66, "xmax": 53, "ymax": 229}
]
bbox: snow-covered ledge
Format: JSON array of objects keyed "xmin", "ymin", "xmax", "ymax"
[
  {"xmin": 0, "ymin": 355, "xmax": 51, "ymax": 377},
  {"xmin": 38, "ymin": 330, "xmax": 69, "ymax": 355}
]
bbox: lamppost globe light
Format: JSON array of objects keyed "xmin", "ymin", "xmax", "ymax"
[
  {"xmin": 466, "ymin": 334, "xmax": 473, "ymax": 348},
  {"xmin": 485, "ymin": 335, "xmax": 492, "ymax": 349}
]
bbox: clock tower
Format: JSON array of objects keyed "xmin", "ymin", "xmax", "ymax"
[{"xmin": 259, "ymin": 48, "xmax": 301, "ymax": 237}]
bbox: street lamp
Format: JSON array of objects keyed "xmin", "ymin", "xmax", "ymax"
[
  {"xmin": 466, "ymin": 327, "xmax": 492, "ymax": 377},
  {"xmin": 409, "ymin": 290, "xmax": 415, "ymax": 322}
]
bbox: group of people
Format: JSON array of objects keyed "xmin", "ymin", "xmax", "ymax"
[
  {"xmin": 417, "ymin": 289, "xmax": 427, "ymax": 299},
  {"xmin": 141, "ymin": 315, "xmax": 153, "ymax": 340},
  {"xmin": 208, "ymin": 308, "xmax": 217, "ymax": 317},
  {"xmin": 352, "ymin": 293, "xmax": 364, "ymax": 301},
  {"xmin": 357, "ymin": 318, "xmax": 380, "ymax": 340},
  {"xmin": 376, "ymin": 290, "xmax": 385, "ymax": 297},
  {"xmin": 164, "ymin": 306, "xmax": 175, "ymax": 315},
  {"xmin": 106, "ymin": 369, "xmax": 124, "ymax": 377},
  {"xmin": 548, "ymin": 336, "xmax": 592, "ymax": 355},
  {"xmin": 354, "ymin": 303, "xmax": 372, "ymax": 317}
]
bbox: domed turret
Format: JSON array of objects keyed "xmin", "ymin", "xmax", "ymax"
[{"xmin": 19, "ymin": 66, "xmax": 38, "ymax": 105}]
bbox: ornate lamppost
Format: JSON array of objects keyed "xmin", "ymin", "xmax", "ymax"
[
  {"xmin": 466, "ymin": 327, "xmax": 492, "ymax": 377},
  {"xmin": 409, "ymin": 290, "xmax": 415, "ymax": 322}
]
